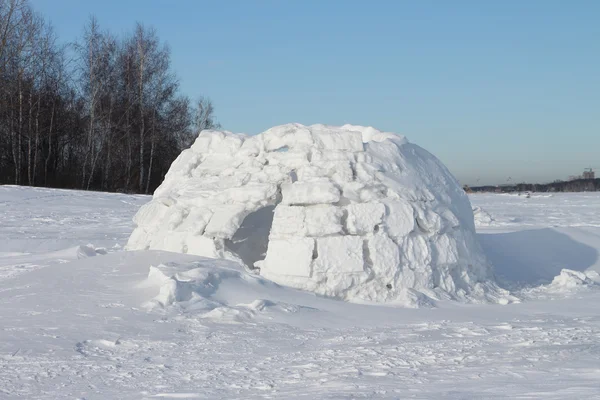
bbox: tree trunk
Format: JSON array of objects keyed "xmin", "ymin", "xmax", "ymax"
[
  {"xmin": 103, "ymin": 139, "xmax": 111, "ymax": 191},
  {"xmin": 145, "ymin": 109, "xmax": 156, "ymax": 194},
  {"xmin": 138, "ymin": 93, "xmax": 145, "ymax": 192},
  {"xmin": 87, "ymin": 146, "xmax": 100, "ymax": 190},
  {"xmin": 27, "ymin": 89, "xmax": 33, "ymax": 185},
  {"xmin": 102, "ymin": 99, "xmax": 113, "ymax": 191},
  {"xmin": 33, "ymin": 93, "xmax": 41, "ymax": 186},
  {"xmin": 44, "ymin": 102, "xmax": 55, "ymax": 186},
  {"xmin": 82, "ymin": 107, "xmax": 93, "ymax": 188},
  {"xmin": 125, "ymin": 110, "xmax": 131, "ymax": 191},
  {"xmin": 83, "ymin": 32, "xmax": 95, "ymax": 189},
  {"xmin": 10, "ymin": 96, "xmax": 18, "ymax": 185},
  {"xmin": 10, "ymin": 97, "xmax": 18, "ymax": 184},
  {"xmin": 124, "ymin": 67, "xmax": 132, "ymax": 191},
  {"xmin": 17, "ymin": 75, "xmax": 23, "ymax": 185},
  {"xmin": 138, "ymin": 35, "xmax": 145, "ymax": 193},
  {"xmin": 139, "ymin": 106, "xmax": 145, "ymax": 193}
]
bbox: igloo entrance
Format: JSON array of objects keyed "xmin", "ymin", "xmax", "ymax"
[
  {"xmin": 224, "ymin": 206, "xmax": 275, "ymax": 271},
  {"xmin": 127, "ymin": 123, "xmax": 510, "ymax": 305}
]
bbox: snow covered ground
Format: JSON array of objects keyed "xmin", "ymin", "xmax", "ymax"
[{"xmin": 1, "ymin": 186, "xmax": 600, "ymax": 399}]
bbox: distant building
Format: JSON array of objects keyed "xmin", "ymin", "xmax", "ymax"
[{"xmin": 583, "ymin": 168, "xmax": 595, "ymax": 180}]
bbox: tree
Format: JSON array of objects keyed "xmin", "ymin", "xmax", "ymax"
[{"xmin": 0, "ymin": 1, "xmax": 218, "ymax": 194}]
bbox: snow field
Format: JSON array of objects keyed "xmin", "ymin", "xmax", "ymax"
[{"xmin": 1, "ymin": 187, "xmax": 600, "ymax": 398}]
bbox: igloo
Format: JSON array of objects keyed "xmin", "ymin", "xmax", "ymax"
[{"xmin": 128, "ymin": 123, "xmax": 508, "ymax": 305}]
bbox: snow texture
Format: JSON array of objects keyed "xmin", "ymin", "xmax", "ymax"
[
  {"xmin": 473, "ymin": 205, "xmax": 495, "ymax": 226},
  {"xmin": 550, "ymin": 269, "xmax": 598, "ymax": 289},
  {"xmin": 128, "ymin": 124, "xmax": 508, "ymax": 305},
  {"xmin": 3, "ymin": 187, "xmax": 600, "ymax": 399}
]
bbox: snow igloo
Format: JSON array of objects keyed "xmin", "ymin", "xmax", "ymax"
[{"xmin": 128, "ymin": 124, "xmax": 507, "ymax": 305}]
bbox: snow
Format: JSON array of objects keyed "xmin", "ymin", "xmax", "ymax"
[
  {"xmin": 280, "ymin": 179, "xmax": 341, "ymax": 205},
  {"xmin": 129, "ymin": 124, "xmax": 505, "ymax": 305},
  {"xmin": 260, "ymin": 237, "xmax": 314, "ymax": 278},
  {"xmin": 550, "ymin": 269, "xmax": 599, "ymax": 289},
  {"xmin": 473, "ymin": 205, "xmax": 495, "ymax": 226},
  {"xmin": 345, "ymin": 202, "xmax": 385, "ymax": 235},
  {"xmin": 2, "ymin": 186, "xmax": 600, "ymax": 398}
]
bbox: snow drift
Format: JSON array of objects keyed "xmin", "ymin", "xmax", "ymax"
[
  {"xmin": 143, "ymin": 259, "xmax": 321, "ymax": 322},
  {"xmin": 473, "ymin": 206, "xmax": 495, "ymax": 227},
  {"xmin": 128, "ymin": 123, "xmax": 509, "ymax": 305}
]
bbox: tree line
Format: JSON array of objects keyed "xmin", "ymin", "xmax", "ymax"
[
  {"xmin": 469, "ymin": 178, "xmax": 600, "ymax": 193},
  {"xmin": 0, "ymin": 0, "xmax": 219, "ymax": 193}
]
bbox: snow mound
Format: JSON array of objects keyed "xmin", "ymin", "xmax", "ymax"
[
  {"xmin": 143, "ymin": 259, "xmax": 318, "ymax": 323},
  {"xmin": 473, "ymin": 206, "xmax": 495, "ymax": 226},
  {"xmin": 517, "ymin": 269, "xmax": 600, "ymax": 301},
  {"xmin": 76, "ymin": 244, "xmax": 108, "ymax": 259},
  {"xmin": 145, "ymin": 260, "xmax": 245, "ymax": 309},
  {"xmin": 550, "ymin": 269, "xmax": 599, "ymax": 289},
  {"xmin": 128, "ymin": 123, "xmax": 509, "ymax": 305}
]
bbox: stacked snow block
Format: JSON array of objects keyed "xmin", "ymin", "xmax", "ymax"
[{"xmin": 128, "ymin": 123, "xmax": 508, "ymax": 305}]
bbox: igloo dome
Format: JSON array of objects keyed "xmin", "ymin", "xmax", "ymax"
[{"xmin": 127, "ymin": 124, "xmax": 508, "ymax": 305}]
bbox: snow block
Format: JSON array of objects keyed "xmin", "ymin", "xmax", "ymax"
[
  {"xmin": 281, "ymin": 180, "xmax": 341, "ymax": 205},
  {"xmin": 173, "ymin": 209, "xmax": 213, "ymax": 236},
  {"xmin": 265, "ymin": 151, "xmax": 310, "ymax": 169},
  {"xmin": 311, "ymin": 125, "xmax": 364, "ymax": 151},
  {"xmin": 311, "ymin": 148, "xmax": 356, "ymax": 163},
  {"xmin": 270, "ymin": 206, "xmax": 306, "ymax": 238},
  {"xmin": 382, "ymin": 200, "xmax": 415, "ymax": 240},
  {"xmin": 262, "ymin": 123, "xmax": 314, "ymax": 151},
  {"xmin": 133, "ymin": 200, "xmax": 170, "ymax": 227},
  {"xmin": 309, "ymin": 160, "xmax": 354, "ymax": 184},
  {"xmin": 304, "ymin": 205, "xmax": 343, "ymax": 237},
  {"xmin": 313, "ymin": 236, "xmax": 364, "ymax": 275},
  {"xmin": 432, "ymin": 234, "xmax": 459, "ymax": 265},
  {"xmin": 261, "ymin": 238, "xmax": 314, "ymax": 278},
  {"xmin": 346, "ymin": 203, "xmax": 385, "ymax": 235},
  {"xmin": 162, "ymin": 231, "xmax": 188, "ymax": 253},
  {"xmin": 367, "ymin": 234, "xmax": 400, "ymax": 278},
  {"xmin": 185, "ymin": 235, "xmax": 220, "ymax": 258},
  {"xmin": 270, "ymin": 205, "xmax": 343, "ymax": 238},
  {"xmin": 204, "ymin": 205, "xmax": 248, "ymax": 239},
  {"xmin": 218, "ymin": 183, "xmax": 279, "ymax": 206}
]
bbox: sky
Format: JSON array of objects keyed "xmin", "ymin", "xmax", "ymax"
[{"xmin": 31, "ymin": 0, "xmax": 599, "ymax": 185}]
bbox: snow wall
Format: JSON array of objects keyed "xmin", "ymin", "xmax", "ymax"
[{"xmin": 128, "ymin": 124, "xmax": 509, "ymax": 306}]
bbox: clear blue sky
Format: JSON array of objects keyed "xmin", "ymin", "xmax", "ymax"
[{"xmin": 32, "ymin": 0, "xmax": 599, "ymax": 185}]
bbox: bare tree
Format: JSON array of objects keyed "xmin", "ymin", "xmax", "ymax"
[
  {"xmin": 194, "ymin": 96, "xmax": 220, "ymax": 132},
  {"xmin": 0, "ymin": 1, "xmax": 218, "ymax": 194}
]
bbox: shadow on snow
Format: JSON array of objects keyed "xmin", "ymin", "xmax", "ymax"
[{"xmin": 479, "ymin": 228, "xmax": 599, "ymax": 288}]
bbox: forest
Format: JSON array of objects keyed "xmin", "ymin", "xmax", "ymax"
[
  {"xmin": 0, "ymin": 0, "xmax": 218, "ymax": 193},
  {"xmin": 468, "ymin": 178, "xmax": 600, "ymax": 193}
]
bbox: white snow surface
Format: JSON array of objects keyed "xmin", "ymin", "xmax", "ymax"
[
  {"xmin": 128, "ymin": 124, "xmax": 506, "ymax": 305},
  {"xmin": 2, "ymin": 186, "xmax": 600, "ymax": 398}
]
